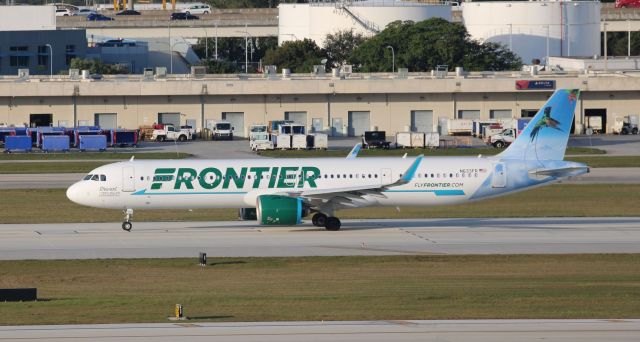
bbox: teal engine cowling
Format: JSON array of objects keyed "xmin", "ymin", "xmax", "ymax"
[{"xmin": 256, "ymin": 195, "xmax": 303, "ymax": 225}]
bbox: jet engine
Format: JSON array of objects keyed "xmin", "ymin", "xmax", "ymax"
[{"xmin": 256, "ymin": 195, "xmax": 305, "ymax": 225}]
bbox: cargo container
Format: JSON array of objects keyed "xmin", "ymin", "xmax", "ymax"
[
  {"xmin": 308, "ymin": 133, "xmax": 328, "ymax": 149},
  {"xmin": 410, "ymin": 132, "xmax": 425, "ymax": 148},
  {"xmin": 291, "ymin": 134, "xmax": 306, "ymax": 149},
  {"xmin": 396, "ymin": 132, "xmax": 412, "ymax": 148},
  {"xmin": 79, "ymin": 135, "xmax": 107, "ymax": 151},
  {"xmin": 425, "ymin": 132, "xmax": 440, "ymax": 148},
  {"xmin": 4, "ymin": 136, "xmax": 32, "ymax": 152},
  {"xmin": 73, "ymin": 130, "xmax": 103, "ymax": 147},
  {"xmin": 37, "ymin": 131, "xmax": 65, "ymax": 148},
  {"xmin": 42, "ymin": 135, "xmax": 70, "ymax": 152},
  {"xmin": 277, "ymin": 134, "xmax": 292, "ymax": 149}
]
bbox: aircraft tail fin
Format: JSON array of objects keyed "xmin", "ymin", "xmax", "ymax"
[{"xmin": 499, "ymin": 89, "xmax": 580, "ymax": 161}]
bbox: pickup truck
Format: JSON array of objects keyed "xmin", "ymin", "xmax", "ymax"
[
  {"xmin": 151, "ymin": 124, "xmax": 192, "ymax": 142},
  {"xmin": 489, "ymin": 128, "xmax": 517, "ymax": 148},
  {"xmin": 212, "ymin": 121, "xmax": 234, "ymax": 141}
]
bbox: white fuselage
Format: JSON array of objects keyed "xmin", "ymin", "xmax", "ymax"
[{"xmin": 67, "ymin": 157, "xmax": 507, "ymax": 210}]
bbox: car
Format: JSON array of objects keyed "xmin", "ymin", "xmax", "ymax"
[
  {"xmin": 615, "ymin": 0, "xmax": 640, "ymax": 8},
  {"xmin": 170, "ymin": 12, "xmax": 199, "ymax": 20},
  {"xmin": 116, "ymin": 9, "xmax": 141, "ymax": 15},
  {"xmin": 74, "ymin": 8, "xmax": 97, "ymax": 16},
  {"xmin": 180, "ymin": 4, "xmax": 211, "ymax": 14},
  {"xmin": 55, "ymin": 9, "xmax": 73, "ymax": 16},
  {"xmin": 87, "ymin": 13, "xmax": 114, "ymax": 21},
  {"xmin": 89, "ymin": 74, "xmax": 103, "ymax": 80}
]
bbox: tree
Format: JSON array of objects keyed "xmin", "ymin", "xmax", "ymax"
[
  {"xmin": 194, "ymin": 37, "xmax": 278, "ymax": 73},
  {"xmin": 68, "ymin": 58, "xmax": 129, "ymax": 74},
  {"xmin": 349, "ymin": 18, "xmax": 521, "ymax": 72},
  {"xmin": 262, "ymin": 39, "xmax": 325, "ymax": 73},
  {"xmin": 323, "ymin": 29, "xmax": 367, "ymax": 68}
]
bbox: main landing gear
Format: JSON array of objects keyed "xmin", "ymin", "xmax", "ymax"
[
  {"xmin": 122, "ymin": 209, "xmax": 133, "ymax": 232},
  {"xmin": 311, "ymin": 213, "xmax": 341, "ymax": 231}
]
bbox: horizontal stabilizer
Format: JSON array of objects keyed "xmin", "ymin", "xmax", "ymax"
[{"xmin": 528, "ymin": 166, "xmax": 589, "ymax": 180}]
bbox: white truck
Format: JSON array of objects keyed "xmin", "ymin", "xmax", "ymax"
[
  {"xmin": 212, "ymin": 121, "xmax": 234, "ymax": 141},
  {"xmin": 152, "ymin": 124, "xmax": 192, "ymax": 142},
  {"xmin": 489, "ymin": 128, "xmax": 517, "ymax": 148},
  {"xmin": 249, "ymin": 124, "xmax": 273, "ymax": 150}
]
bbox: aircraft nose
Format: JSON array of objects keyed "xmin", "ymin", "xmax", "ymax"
[{"xmin": 66, "ymin": 182, "xmax": 84, "ymax": 205}]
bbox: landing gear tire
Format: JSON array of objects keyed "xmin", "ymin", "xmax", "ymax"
[
  {"xmin": 122, "ymin": 209, "xmax": 133, "ymax": 232},
  {"xmin": 312, "ymin": 213, "xmax": 327, "ymax": 227},
  {"xmin": 325, "ymin": 217, "xmax": 341, "ymax": 231}
]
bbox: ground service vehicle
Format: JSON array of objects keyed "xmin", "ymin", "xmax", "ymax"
[
  {"xmin": 151, "ymin": 124, "xmax": 191, "ymax": 142},
  {"xmin": 67, "ymin": 89, "xmax": 588, "ymax": 232},
  {"xmin": 489, "ymin": 128, "xmax": 517, "ymax": 148},
  {"xmin": 612, "ymin": 116, "xmax": 639, "ymax": 135},
  {"xmin": 615, "ymin": 0, "xmax": 640, "ymax": 8},
  {"xmin": 170, "ymin": 12, "xmax": 199, "ymax": 20},
  {"xmin": 362, "ymin": 131, "xmax": 391, "ymax": 149},
  {"xmin": 212, "ymin": 122, "xmax": 234, "ymax": 140}
]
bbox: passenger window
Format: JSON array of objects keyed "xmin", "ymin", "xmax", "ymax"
[
  {"xmin": 100, "ymin": 175, "xmax": 106, "ymax": 181},
  {"xmin": 343, "ymin": 174, "xmax": 346, "ymax": 178},
  {"xmin": 450, "ymin": 173, "xmax": 453, "ymax": 178},
  {"xmin": 374, "ymin": 174, "xmax": 378, "ymax": 178},
  {"xmin": 337, "ymin": 174, "xmax": 340, "ymax": 178},
  {"xmin": 431, "ymin": 173, "xmax": 435, "ymax": 178},
  {"xmin": 368, "ymin": 174, "xmax": 371, "ymax": 178},
  {"xmin": 456, "ymin": 173, "xmax": 460, "ymax": 178},
  {"xmin": 349, "ymin": 174, "xmax": 353, "ymax": 178},
  {"xmin": 331, "ymin": 174, "xmax": 334, "ymax": 178}
]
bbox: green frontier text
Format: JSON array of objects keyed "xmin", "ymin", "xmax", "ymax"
[{"xmin": 151, "ymin": 167, "xmax": 321, "ymax": 191}]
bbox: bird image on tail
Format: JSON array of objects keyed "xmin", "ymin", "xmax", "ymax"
[{"xmin": 530, "ymin": 106, "xmax": 562, "ymax": 142}]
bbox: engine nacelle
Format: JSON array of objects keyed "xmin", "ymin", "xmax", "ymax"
[{"xmin": 256, "ymin": 195, "xmax": 303, "ymax": 225}]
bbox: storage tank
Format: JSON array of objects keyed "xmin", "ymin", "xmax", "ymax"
[
  {"xmin": 279, "ymin": 0, "xmax": 452, "ymax": 47},
  {"xmin": 461, "ymin": 1, "xmax": 601, "ymax": 65}
]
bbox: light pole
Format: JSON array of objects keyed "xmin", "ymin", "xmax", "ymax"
[
  {"xmin": 45, "ymin": 43, "xmax": 53, "ymax": 77},
  {"xmin": 386, "ymin": 45, "xmax": 395, "ymax": 73},
  {"xmin": 236, "ymin": 28, "xmax": 252, "ymax": 74},
  {"xmin": 170, "ymin": 41, "xmax": 189, "ymax": 74}
]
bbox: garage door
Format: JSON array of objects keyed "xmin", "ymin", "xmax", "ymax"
[
  {"xmin": 158, "ymin": 112, "xmax": 181, "ymax": 128},
  {"xmin": 222, "ymin": 112, "xmax": 245, "ymax": 137},
  {"xmin": 490, "ymin": 109, "xmax": 512, "ymax": 120},
  {"xmin": 94, "ymin": 113, "xmax": 117, "ymax": 129},
  {"xmin": 457, "ymin": 110, "xmax": 480, "ymax": 120},
  {"xmin": 285, "ymin": 111, "xmax": 307, "ymax": 126},
  {"xmin": 348, "ymin": 111, "xmax": 370, "ymax": 137},
  {"xmin": 411, "ymin": 110, "xmax": 433, "ymax": 132}
]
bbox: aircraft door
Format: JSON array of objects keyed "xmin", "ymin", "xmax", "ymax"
[
  {"xmin": 381, "ymin": 168, "xmax": 392, "ymax": 184},
  {"xmin": 491, "ymin": 163, "xmax": 507, "ymax": 188},
  {"xmin": 122, "ymin": 166, "xmax": 136, "ymax": 192}
]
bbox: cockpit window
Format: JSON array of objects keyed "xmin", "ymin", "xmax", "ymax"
[
  {"xmin": 91, "ymin": 175, "xmax": 100, "ymax": 181},
  {"xmin": 83, "ymin": 174, "xmax": 93, "ymax": 180},
  {"xmin": 100, "ymin": 175, "xmax": 106, "ymax": 181}
]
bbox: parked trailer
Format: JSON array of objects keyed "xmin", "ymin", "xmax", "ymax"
[
  {"xmin": 0, "ymin": 129, "xmax": 16, "ymax": 145},
  {"xmin": 79, "ymin": 135, "xmax": 107, "ymax": 151},
  {"xmin": 4, "ymin": 136, "xmax": 32, "ymax": 152},
  {"xmin": 447, "ymin": 119, "xmax": 473, "ymax": 136},
  {"xmin": 42, "ymin": 135, "xmax": 70, "ymax": 152}
]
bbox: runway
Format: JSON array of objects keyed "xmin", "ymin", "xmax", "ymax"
[
  {"xmin": 1, "ymin": 217, "xmax": 639, "ymax": 260},
  {"xmin": 0, "ymin": 320, "xmax": 638, "ymax": 342}
]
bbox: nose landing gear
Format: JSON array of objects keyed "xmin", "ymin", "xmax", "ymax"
[{"xmin": 122, "ymin": 209, "xmax": 133, "ymax": 231}]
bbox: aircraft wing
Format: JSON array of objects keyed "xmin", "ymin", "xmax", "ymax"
[{"xmin": 277, "ymin": 155, "xmax": 423, "ymax": 210}]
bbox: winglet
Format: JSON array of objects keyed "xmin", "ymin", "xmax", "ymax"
[
  {"xmin": 400, "ymin": 154, "xmax": 423, "ymax": 183},
  {"xmin": 346, "ymin": 144, "xmax": 361, "ymax": 159},
  {"xmin": 129, "ymin": 156, "xmax": 135, "ymax": 162}
]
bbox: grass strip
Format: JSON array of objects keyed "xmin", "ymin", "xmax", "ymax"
[
  {"xmin": 1, "ymin": 184, "xmax": 638, "ymax": 224},
  {"xmin": 0, "ymin": 254, "xmax": 638, "ymax": 325},
  {"xmin": 0, "ymin": 152, "xmax": 192, "ymax": 160}
]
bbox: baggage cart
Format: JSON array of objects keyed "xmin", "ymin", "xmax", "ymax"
[
  {"xmin": 396, "ymin": 132, "xmax": 412, "ymax": 148},
  {"xmin": 4, "ymin": 136, "xmax": 32, "ymax": 152},
  {"xmin": 410, "ymin": 132, "xmax": 425, "ymax": 148},
  {"xmin": 79, "ymin": 135, "xmax": 107, "ymax": 151},
  {"xmin": 42, "ymin": 135, "xmax": 70, "ymax": 152}
]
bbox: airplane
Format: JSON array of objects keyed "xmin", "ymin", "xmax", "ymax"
[{"xmin": 67, "ymin": 89, "xmax": 588, "ymax": 232}]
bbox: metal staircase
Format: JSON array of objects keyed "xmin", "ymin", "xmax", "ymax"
[{"xmin": 335, "ymin": 1, "xmax": 380, "ymax": 33}]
